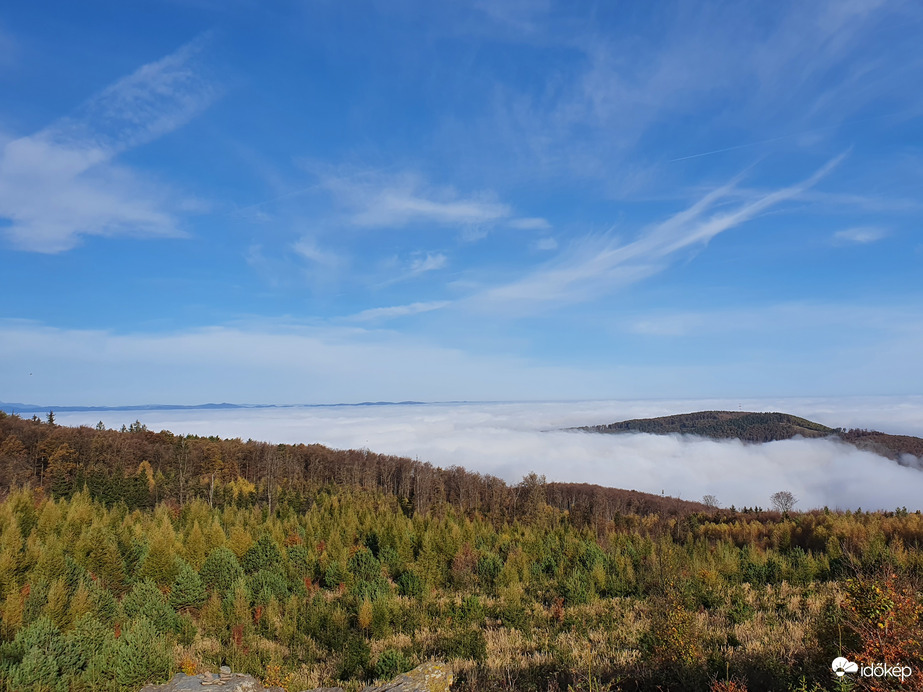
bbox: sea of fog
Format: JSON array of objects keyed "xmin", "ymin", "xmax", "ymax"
[{"xmin": 54, "ymin": 396, "xmax": 923, "ymax": 512}]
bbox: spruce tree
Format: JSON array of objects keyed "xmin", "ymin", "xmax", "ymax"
[
  {"xmin": 113, "ymin": 615, "xmax": 172, "ymax": 688},
  {"xmin": 120, "ymin": 579, "xmax": 177, "ymax": 635},
  {"xmin": 199, "ymin": 546, "xmax": 243, "ymax": 595},
  {"xmin": 169, "ymin": 559, "xmax": 206, "ymax": 612},
  {"xmin": 241, "ymin": 534, "xmax": 282, "ymax": 574}
]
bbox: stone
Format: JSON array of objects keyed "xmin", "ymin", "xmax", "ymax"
[
  {"xmin": 140, "ymin": 672, "xmax": 285, "ymax": 692},
  {"xmin": 140, "ymin": 661, "xmax": 451, "ymax": 692},
  {"xmin": 359, "ymin": 662, "xmax": 453, "ymax": 692}
]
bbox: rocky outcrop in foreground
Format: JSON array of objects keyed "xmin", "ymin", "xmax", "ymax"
[
  {"xmin": 360, "ymin": 662, "xmax": 453, "ymax": 692},
  {"xmin": 140, "ymin": 662, "xmax": 453, "ymax": 692}
]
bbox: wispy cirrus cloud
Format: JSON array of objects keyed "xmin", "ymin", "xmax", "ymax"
[
  {"xmin": 833, "ymin": 226, "xmax": 888, "ymax": 245},
  {"xmin": 0, "ymin": 36, "xmax": 218, "ymax": 252},
  {"xmin": 409, "ymin": 252, "xmax": 447, "ymax": 274},
  {"xmin": 317, "ymin": 169, "xmax": 511, "ymax": 230},
  {"xmin": 467, "ymin": 0, "xmax": 920, "ymax": 192},
  {"xmin": 292, "ymin": 236, "xmax": 344, "ymax": 267},
  {"xmin": 349, "ymin": 300, "xmax": 450, "ymax": 322},
  {"xmin": 473, "ymin": 155, "xmax": 845, "ymax": 311},
  {"xmin": 376, "ymin": 251, "xmax": 449, "ymax": 288}
]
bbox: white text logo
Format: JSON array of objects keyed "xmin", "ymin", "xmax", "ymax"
[{"xmin": 832, "ymin": 657, "xmax": 913, "ymax": 682}]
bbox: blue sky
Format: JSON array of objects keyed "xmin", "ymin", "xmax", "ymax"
[{"xmin": 1, "ymin": 0, "xmax": 922, "ymax": 405}]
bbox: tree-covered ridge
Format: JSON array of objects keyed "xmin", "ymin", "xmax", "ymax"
[
  {"xmin": 573, "ymin": 410, "xmax": 923, "ymax": 462},
  {"xmin": 0, "ymin": 411, "xmax": 706, "ymax": 521},
  {"xmin": 573, "ymin": 411, "xmax": 835, "ymax": 442}
]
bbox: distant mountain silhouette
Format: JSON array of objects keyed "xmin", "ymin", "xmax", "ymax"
[{"xmin": 0, "ymin": 400, "xmax": 428, "ymax": 414}]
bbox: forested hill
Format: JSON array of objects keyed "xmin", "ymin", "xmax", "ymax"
[
  {"xmin": 0, "ymin": 411, "xmax": 705, "ymax": 520},
  {"xmin": 573, "ymin": 411, "xmax": 835, "ymax": 442},
  {"xmin": 573, "ymin": 410, "xmax": 923, "ymax": 462}
]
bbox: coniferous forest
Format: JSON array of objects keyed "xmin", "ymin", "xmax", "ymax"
[{"xmin": 1, "ymin": 411, "xmax": 922, "ymax": 691}]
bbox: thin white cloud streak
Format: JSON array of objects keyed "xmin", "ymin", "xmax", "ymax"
[
  {"xmin": 833, "ymin": 226, "xmax": 888, "ymax": 244},
  {"xmin": 349, "ymin": 301, "xmax": 449, "ymax": 322},
  {"xmin": 52, "ymin": 398, "xmax": 923, "ymax": 511},
  {"xmin": 474, "ymin": 156, "xmax": 843, "ymax": 311},
  {"xmin": 409, "ymin": 252, "xmax": 447, "ymax": 274},
  {"xmin": 319, "ymin": 170, "xmax": 511, "ymax": 229},
  {"xmin": 0, "ymin": 37, "xmax": 217, "ymax": 252},
  {"xmin": 292, "ymin": 236, "xmax": 343, "ymax": 267},
  {"xmin": 374, "ymin": 251, "xmax": 449, "ymax": 288}
]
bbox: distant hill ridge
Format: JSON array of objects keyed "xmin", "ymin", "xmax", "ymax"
[
  {"xmin": 573, "ymin": 410, "xmax": 923, "ymax": 463},
  {"xmin": 574, "ymin": 411, "xmax": 834, "ymax": 442}
]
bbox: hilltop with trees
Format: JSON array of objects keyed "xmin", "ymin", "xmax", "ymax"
[{"xmin": 573, "ymin": 410, "xmax": 923, "ymax": 462}]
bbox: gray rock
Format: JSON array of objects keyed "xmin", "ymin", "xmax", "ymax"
[
  {"xmin": 140, "ymin": 672, "xmax": 285, "ymax": 692},
  {"xmin": 359, "ymin": 662, "xmax": 453, "ymax": 692},
  {"xmin": 141, "ymin": 661, "xmax": 451, "ymax": 692}
]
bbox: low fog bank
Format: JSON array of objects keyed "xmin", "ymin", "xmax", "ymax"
[{"xmin": 55, "ymin": 397, "xmax": 923, "ymax": 511}]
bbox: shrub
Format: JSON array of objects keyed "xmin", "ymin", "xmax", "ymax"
[
  {"xmin": 375, "ymin": 648, "xmax": 411, "ymax": 680},
  {"xmin": 396, "ymin": 570, "xmax": 423, "ymax": 598},
  {"xmin": 351, "ymin": 576, "xmax": 390, "ymax": 601},
  {"xmin": 436, "ymin": 627, "xmax": 487, "ymax": 663},
  {"xmin": 337, "ymin": 635, "xmax": 371, "ymax": 680},
  {"xmin": 562, "ymin": 568, "xmax": 592, "ymax": 606},
  {"xmin": 456, "ymin": 594, "xmax": 483, "ymax": 624},
  {"xmin": 843, "ymin": 573, "xmax": 923, "ymax": 681}
]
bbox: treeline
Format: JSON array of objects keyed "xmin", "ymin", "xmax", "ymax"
[
  {"xmin": 0, "ymin": 412, "xmax": 704, "ymax": 521},
  {"xmin": 840, "ymin": 428, "xmax": 923, "ymax": 461}
]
